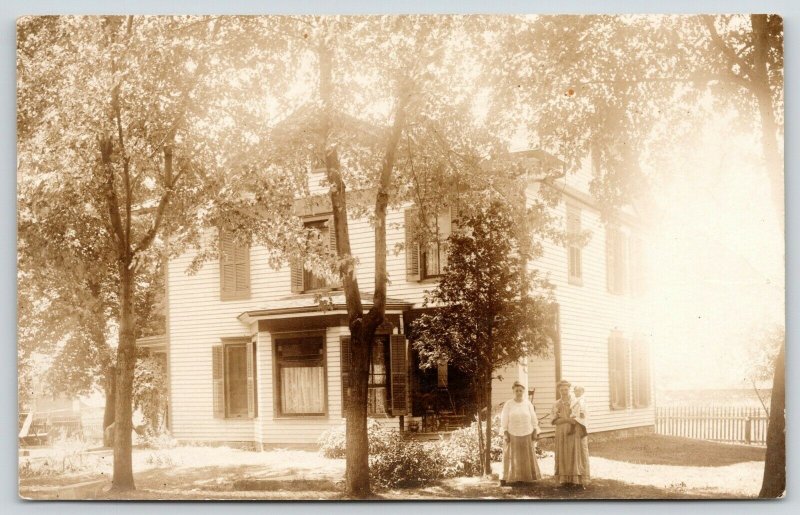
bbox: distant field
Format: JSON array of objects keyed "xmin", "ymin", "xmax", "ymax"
[{"xmin": 656, "ymin": 388, "xmax": 771, "ymax": 410}]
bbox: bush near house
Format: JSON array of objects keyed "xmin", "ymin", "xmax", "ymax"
[{"xmin": 319, "ymin": 416, "xmax": 541, "ymax": 488}]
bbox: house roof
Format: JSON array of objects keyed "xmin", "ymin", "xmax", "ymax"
[{"xmin": 237, "ymin": 290, "xmax": 413, "ymax": 324}]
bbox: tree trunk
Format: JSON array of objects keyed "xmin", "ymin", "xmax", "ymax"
[
  {"xmin": 111, "ymin": 262, "xmax": 136, "ymax": 491},
  {"xmin": 102, "ymin": 366, "xmax": 116, "ymax": 447},
  {"xmin": 759, "ymin": 341, "xmax": 785, "ymax": 497},
  {"xmin": 345, "ymin": 325, "xmax": 372, "ymax": 498},
  {"xmin": 483, "ymin": 374, "xmax": 493, "ymax": 475},
  {"xmin": 749, "ymin": 14, "xmax": 784, "ymax": 229},
  {"xmin": 474, "ymin": 379, "xmax": 484, "ymax": 472}
]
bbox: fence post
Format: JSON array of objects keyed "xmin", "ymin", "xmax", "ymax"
[{"xmin": 745, "ymin": 416, "xmax": 752, "ymax": 445}]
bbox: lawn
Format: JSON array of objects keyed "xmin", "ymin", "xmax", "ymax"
[
  {"xmin": 589, "ymin": 434, "xmax": 766, "ymax": 467},
  {"xmin": 19, "ymin": 434, "xmax": 767, "ymax": 500}
]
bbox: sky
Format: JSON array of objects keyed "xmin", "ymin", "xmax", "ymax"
[{"xmin": 641, "ymin": 104, "xmax": 784, "ymax": 391}]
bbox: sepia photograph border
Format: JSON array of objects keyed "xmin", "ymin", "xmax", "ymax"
[{"xmin": 3, "ymin": 0, "xmax": 797, "ymax": 513}]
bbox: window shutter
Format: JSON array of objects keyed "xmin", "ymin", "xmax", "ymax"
[
  {"xmin": 212, "ymin": 345, "xmax": 224, "ymax": 418},
  {"xmin": 404, "ymin": 209, "xmax": 421, "ymax": 281},
  {"xmin": 606, "ymin": 227, "xmax": 616, "ymax": 293},
  {"xmin": 633, "ymin": 335, "xmax": 650, "ymax": 408},
  {"xmin": 629, "ymin": 236, "xmax": 644, "ymax": 295},
  {"xmin": 619, "ymin": 233, "xmax": 629, "ymax": 294},
  {"xmin": 246, "ymin": 340, "xmax": 256, "ymax": 418},
  {"xmin": 608, "ymin": 332, "xmax": 629, "ymax": 410},
  {"xmin": 328, "ymin": 215, "xmax": 341, "ymax": 288},
  {"xmin": 220, "ymin": 232, "xmax": 236, "ymax": 297},
  {"xmin": 234, "ymin": 244, "xmax": 250, "ymax": 293},
  {"xmin": 340, "ymin": 335, "xmax": 351, "ymax": 416},
  {"xmin": 220, "ymin": 231, "xmax": 250, "ymax": 300},
  {"xmin": 389, "ymin": 334, "xmax": 408, "ymax": 416},
  {"xmin": 619, "ymin": 337, "xmax": 630, "ymax": 408},
  {"xmin": 290, "ymin": 257, "xmax": 304, "ymax": 293},
  {"xmin": 608, "ymin": 335, "xmax": 618, "ymax": 408},
  {"xmin": 328, "ymin": 215, "xmax": 338, "ymax": 255}
]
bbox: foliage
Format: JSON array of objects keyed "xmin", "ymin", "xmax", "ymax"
[
  {"xmin": 18, "ymin": 433, "xmax": 99, "ymax": 479},
  {"xmin": 437, "ymin": 416, "xmax": 504, "ymax": 477},
  {"xmin": 132, "ymin": 349, "xmax": 169, "ymax": 436},
  {"xmin": 317, "ymin": 419, "xmax": 394, "ymax": 459},
  {"xmin": 413, "ymin": 201, "xmax": 555, "ymax": 378},
  {"xmin": 744, "ymin": 325, "xmax": 784, "ymax": 384},
  {"xmin": 368, "ymin": 433, "xmax": 444, "ymax": 489}
]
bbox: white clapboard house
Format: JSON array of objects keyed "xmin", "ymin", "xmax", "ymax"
[{"xmin": 149, "ymin": 149, "xmax": 654, "ymax": 447}]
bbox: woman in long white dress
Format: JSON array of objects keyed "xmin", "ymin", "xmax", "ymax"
[{"xmin": 500, "ymin": 381, "xmax": 542, "ymax": 486}]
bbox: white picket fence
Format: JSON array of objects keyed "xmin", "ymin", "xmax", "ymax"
[{"xmin": 656, "ymin": 406, "xmax": 768, "ymax": 445}]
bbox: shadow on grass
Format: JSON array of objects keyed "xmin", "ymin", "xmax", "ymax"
[
  {"xmin": 386, "ymin": 476, "xmax": 715, "ymax": 500},
  {"xmin": 589, "ymin": 435, "xmax": 766, "ymax": 467}
]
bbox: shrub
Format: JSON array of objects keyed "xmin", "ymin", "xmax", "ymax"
[
  {"xmin": 369, "ymin": 433, "xmax": 444, "ymax": 489},
  {"xmin": 318, "ymin": 419, "xmax": 394, "ymax": 459},
  {"xmin": 137, "ymin": 431, "xmax": 178, "ymax": 450},
  {"xmin": 437, "ymin": 416, "xmax": 504, "ymax": 477}
]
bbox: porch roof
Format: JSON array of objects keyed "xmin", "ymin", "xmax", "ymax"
[{"xmin": 237, "ymin": 291, "xmax": 413, "ymax": 325}]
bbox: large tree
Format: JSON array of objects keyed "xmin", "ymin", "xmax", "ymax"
[
  {"xmin": 215, "ymin": 16, "xmax": 516, "ymax": 497},
  {"xmin": 17, "ymin": 15, "xmax": 287, "ymax": 490},
  {"xmin": 412, "ymin": 200, "xmax": 555, "ymax": 474}
]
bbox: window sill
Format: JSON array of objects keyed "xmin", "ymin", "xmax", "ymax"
[
  {"xmin": 301, "ymin": 287, "xmax": 342, "ymax": 294},
  {"xmin": 221, "ymin": 291, "xmax": 251, "ymax": 302},
  {"xmin": 273, "ymin": 414, "xmax": 329, "ymax": 420},
  {"xmin": 568, "ymin": 277, "xmax": 583, "ymax": 286}
]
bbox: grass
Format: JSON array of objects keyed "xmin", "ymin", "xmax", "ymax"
[{"xmin": 590, "ymin": 434, "xmax": 766, "ymax": 467}]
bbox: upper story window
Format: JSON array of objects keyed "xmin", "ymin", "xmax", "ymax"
[
  {"xmin": 290, "ymin": 215, "xmax": 339, "ymax": 293},
  {"xmin": 405, "ymin": 207, "xmax": 454, "ymax": 281},
  {"xmin": 219, "ymin": 230, "xmax": 250, "ymax": 301},
  {"xmin": 606, "ymin": 225, "xmax": 628, "ymax": 295},
  {"xmin": 566, "ymin": 204, "xmax": 583, "ymax": 285},
  {"xmin": 628, "ymin": 234, "xmax": 644, "ymax": 296}
]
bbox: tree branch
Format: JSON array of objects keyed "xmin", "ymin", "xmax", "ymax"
[{"xmin": 700, "ymin": 15, "xmax": 754, "ymax": 82}]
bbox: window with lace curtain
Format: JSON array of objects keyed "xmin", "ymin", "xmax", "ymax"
[{"xmin": 274, "ymin": 335, "xmax": 326, "ymax": 417}]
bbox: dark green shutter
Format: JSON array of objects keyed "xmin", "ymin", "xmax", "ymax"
[
  {"xmin": 405, "ymin": 209, "xmax": 420, "ymax": 281},
  {"xmin": 212, "ymin": 345, "xmax": 224, "ymax": 418},
  {"xmin": 389, "ymin": 334, "xmax": 408, "ymax": 416},
  {"xmin": 340, "ymin": 335, "xmax": 351, "ymax": 416}
]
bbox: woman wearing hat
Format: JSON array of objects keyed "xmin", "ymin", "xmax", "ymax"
[
  {"xmin": 499, "ymin": 381, "xmax": 542, "ymax": 486},
  {"xmin": 551, "ymin": 379, "xmax": 590, "ymax": 488}
]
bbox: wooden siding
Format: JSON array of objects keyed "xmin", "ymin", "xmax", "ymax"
[
  {"xmin": 167, "ymin": 173, "xmax": 652, "ymax": 444},
  {"xmin": 527, "ymin": 192, "xmax": 654, "ymax": 434}
]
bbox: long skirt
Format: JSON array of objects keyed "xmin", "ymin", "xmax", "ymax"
[
  {"xmin": 502, "ymin": 434, "xmax": 542, "ymax": 483},
  {"xmin": 553, "ymin": 423, "xmax": 590, "ymax": 485}
]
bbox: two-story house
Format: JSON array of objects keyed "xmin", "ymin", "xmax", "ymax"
[{"xmin": 150, "ymin": 150, "xmax": 654, "ymax": 448}]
